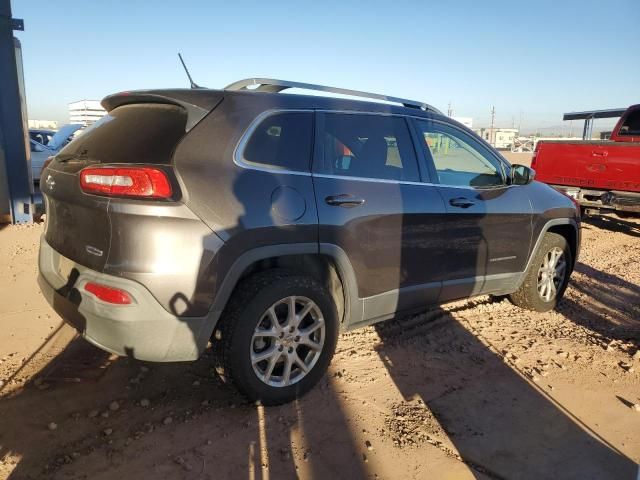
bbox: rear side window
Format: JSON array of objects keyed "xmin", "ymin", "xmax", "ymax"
[
  {"xmin": 57, "ymin": 103, "xmax": 187, "ymax": 164},
  {"xmin": 242, "ymin": 112, "xmax": 313, "ymax": 172},
  {"xmin": 316, "ymin": 114, "xmax": 420, "ymax": 182},
  {"xmin": 619, "ymin": 110, "xmax": 640, "ymax": 136}
]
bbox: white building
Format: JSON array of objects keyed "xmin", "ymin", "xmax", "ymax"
[
  {"xmin": 68, "ymin": 100, "xmax": 107, "ymax": 127},
  {"xmin": 475, "ymin": 127, "xmax": 519, "ymax": 149},
  {"xmin": 28, "ymin": 119, "xmax": 58, "ymax": 130}
]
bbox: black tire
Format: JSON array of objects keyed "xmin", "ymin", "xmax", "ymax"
[
  {"xmin": 211, "ymin": 270, "xmax": 339, "ymax": 405},
  {"xmin": 508, "ymin": 232, "xmax": 572, "ymax": 312}
]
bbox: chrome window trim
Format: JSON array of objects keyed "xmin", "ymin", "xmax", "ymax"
[
  {"xmin": 312, "ymin": 172, "xmax": 432, "ymax": 187},
  {"xmin": 233, "ymin": 108, "xmax": 516, "ymax": 190}
]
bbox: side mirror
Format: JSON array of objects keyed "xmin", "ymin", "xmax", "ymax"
[{"xmin": 510, "ymin": 164, "xmax": 535, "ymax": 185}]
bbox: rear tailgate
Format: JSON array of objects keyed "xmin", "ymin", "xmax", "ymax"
[
  {"xmin": 42, "ymin": 93, "xmax": 221, "ymax": 272},
  {"xmin": 534, "ymin": 140, "xmax": 640, "ymax": 192},
  {"xmin": 533, "ymin": 141, "xmax": 580, "ymax": 186},
  {"xmin": 43, "ymin": 166, "xmax": 111, "ymax": 271}
]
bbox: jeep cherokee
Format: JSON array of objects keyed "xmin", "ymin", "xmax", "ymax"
[{"xmin": 38, "ymin": 78, "xmax": 580, "ymax": 405}]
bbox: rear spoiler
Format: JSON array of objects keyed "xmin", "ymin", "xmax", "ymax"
[{"xmin": 101, "ymin": 89, "xmax": 223, "ymax": 131}]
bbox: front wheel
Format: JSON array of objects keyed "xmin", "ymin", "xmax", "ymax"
[
  {"xmin": 509, "ymin": 232, "xmax": 572, "ymax": 312},
  {"xmin": 212, "ymin": 271, "xmax": 339, "ymax": 405}
]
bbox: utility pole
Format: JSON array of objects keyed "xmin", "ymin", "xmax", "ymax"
[
  {"xmin": 518, "ymin": 110, "xmax": 523, "ymax": 133},
  {"xmin": 489, "ymin": 106, "xmax": 496, "ymax": 146},
  {"xmin": 447, "ymin": 101, "xmax": 453, "ymax": 117}
]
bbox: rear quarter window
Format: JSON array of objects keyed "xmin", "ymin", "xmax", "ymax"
[
  {"xmin": 618, "ymin": 110, "xmax": 640, "ymax": 136},
  {"xmin": 57, "ymin": 103, "xmax": 188, "ymax": 164},
  {"xmin": 241, "ymin": 112, "xmax": 313, "ymax": 172}
]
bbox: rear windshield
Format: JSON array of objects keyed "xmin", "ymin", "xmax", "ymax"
[
  {"xmin": 619, "ymin": 110, "xmax": 640, "ymax": 136},
  {"xmin": 57, "ymin": 103, "xmax": 188, "ymax": 164}
]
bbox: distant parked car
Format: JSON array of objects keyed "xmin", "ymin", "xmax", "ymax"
[
  {"xmin": 30, "ymin": 124, "xmax": 82, "ymax": 183},
  {"xmin": 38, "ymin": 79, "xmax": 580, "ymax": 405},
  {"xmin": 29, "ymin": 129, "xmax": 55, "ymax": 146}
]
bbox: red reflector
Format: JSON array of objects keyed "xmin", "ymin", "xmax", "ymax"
[
  {"xmin": 84, "ymin": 282, "xmax": 132, "ymax": 305},
  {"xmin": 80, "ymin": 167, "xmax": 172, "ymax": 199}
]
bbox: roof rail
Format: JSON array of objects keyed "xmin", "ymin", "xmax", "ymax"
[{"xmin": 224, "ymin": 78, "xmax": 442, "ymax": 114}]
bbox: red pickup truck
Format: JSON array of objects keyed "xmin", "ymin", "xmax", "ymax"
[{"xmin": 532, "ymin": 104, "xmax": 640, "ymax": 214}]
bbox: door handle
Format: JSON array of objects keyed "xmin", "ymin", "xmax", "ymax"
[
  {"xmin": 449, "ymin": 197, "xmax": 475, "ymax": 208},
  {"xmin": 591, "ymin": 150, "xmax": 608, "ymax": 157},
  {"xmin": 325, "ymin": 194, "xmax": 366, "ymax": 208}
]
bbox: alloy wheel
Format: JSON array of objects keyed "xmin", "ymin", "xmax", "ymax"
[
  {"xmin": 537, "ymin": 247, "xmax": 567, "ymax": 302},
  {"xmin": 250, "ymin": 296, "xmax": 325, "ymax": 387}
]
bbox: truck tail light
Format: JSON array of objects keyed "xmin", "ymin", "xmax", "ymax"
[
  {"xmin": 80, "ymin": 167, "xmax": 172, "ymax": 199},
  {"xmin": 531, "ymin": 143, "xmax": 540, "ymax": 169},
  {"xmin": 84, "ymin": 282, "xmax": 133, "ymax": 305}
]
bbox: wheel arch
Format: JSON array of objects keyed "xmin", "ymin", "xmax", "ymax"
[
  {"xmin": 204, "ymin": 243, "xmax": 362, "ymax": 340},
  {"xmin": 524, "ymin": 218, "xmax": 580, "ymax": 277}
]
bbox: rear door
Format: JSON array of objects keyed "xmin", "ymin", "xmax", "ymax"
[
  {"xmin": 312, "ymin": 112, "xmax": 448, "ymax": 322},
  {"xmin": 412, "ymin": 119, "xmax": 532, "ymax": 301}
]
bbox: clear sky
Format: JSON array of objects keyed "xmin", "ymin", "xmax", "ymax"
[{"xmin": 12, "ymin": 0, "xmax": 640, "ymax": 133}]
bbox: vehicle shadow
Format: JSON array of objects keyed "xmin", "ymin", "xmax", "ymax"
[
  {"xmin": 582, "ymin": 213, "xmax": 640, "ymax": 238},
  {"xmin": 374, "ymin": 147, "xmax": 637, "ymax": 478},
  {"xmin": 556, "ymin": 262, "xmax": 640, "ymax": 345},
  {"xmin": 374, "ymin": 307, "xmax": 638, "ymax": 479},
  {"xmin": 0, "ymin": 330, "xmax": 368, "ymax": 479}
]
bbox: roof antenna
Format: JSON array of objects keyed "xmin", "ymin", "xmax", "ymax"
[{"xmin": 178, "ymin": 52, "xmax": 201, "ymax": 89}]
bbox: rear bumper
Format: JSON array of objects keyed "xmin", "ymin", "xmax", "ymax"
[
  {"xmin": 551, "ymin": 186, "xmax": 640, "ymax": 213},
  {"xmin": 38, "ymin": 236, "xmax": 213, "ymax": 362}
]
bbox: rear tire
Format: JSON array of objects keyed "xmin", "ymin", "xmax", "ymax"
[
  {"xmin": 509, "ymin": 232, "xmax": 572, "ymax": 312},
  {"xmin": 212, "ymin": 270, "xmax": 338, "ymax": 405}
]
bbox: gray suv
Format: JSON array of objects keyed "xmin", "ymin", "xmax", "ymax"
[{"xmin": 38, "ymin": 79, "xmax": 580, "ymax": 404}]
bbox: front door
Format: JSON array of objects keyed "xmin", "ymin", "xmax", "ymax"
[
  {"xmin": 412, "ymin": 119, "xmax": 533, "ymax": 302},
  {"xmin": 312, "ymin": 112, "xmax": 448, "ymax": 323}
]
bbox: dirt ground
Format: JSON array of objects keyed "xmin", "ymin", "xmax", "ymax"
[{"xmin": 1, "ymin": 210, "xmax": 640, "ymax": 479}]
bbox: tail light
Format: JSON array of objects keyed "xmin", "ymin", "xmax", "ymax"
[
  {"xmin": 531, "ymin": 143, "xmax": 540, "ymax": 169},
  {"xmin": 80, "ymin": 166, "xmax": 172, "ymax": 199},
  {"xmin": 84, "ymin": 282, "xmax": 132, "ymax": 305}
]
